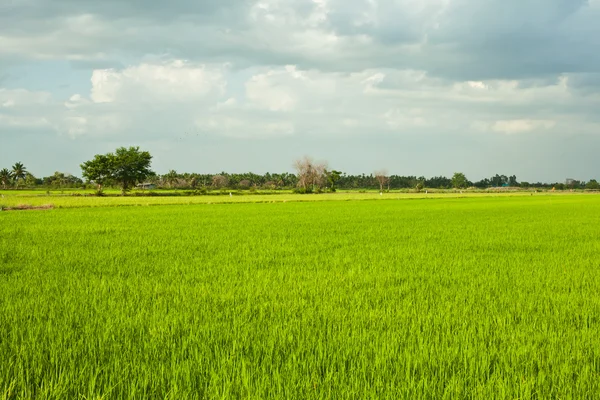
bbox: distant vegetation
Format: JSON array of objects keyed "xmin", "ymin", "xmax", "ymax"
[{"xmin": 1, "ymin": 148, "xmax": 598, "ymax": 193}]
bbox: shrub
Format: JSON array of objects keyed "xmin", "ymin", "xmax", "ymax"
[{"xmin": 293, "ymin": 187, "xmax": 313, "ymax": 194}]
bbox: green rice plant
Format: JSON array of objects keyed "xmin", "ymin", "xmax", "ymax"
[
  {"xmin": 1, "ymin": 195, "xmax": 599, "ymax": 398},
  {"xmin": 0, "ymin": 190, "xmax": 578, "ymax": 210}
]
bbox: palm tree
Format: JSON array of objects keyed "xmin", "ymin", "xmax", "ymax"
[
  {"xmin": 165, "ymin": 170, "xmax": 179, "ymax": 188},
  {"xmin": 11, "ymin": 162, "xmax": 27, "ymax": 189},
  {"xmin": 0, "ymin": 168, "xmax": 12, "ymax": 190}
]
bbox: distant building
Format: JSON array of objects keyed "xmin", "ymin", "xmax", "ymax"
[
  {"xmin": 565, "ymin": 178, "xmax": 576, "ymax": 186},
  {"xmin": 136, "ymin": 183, "xmax": 156, "ymax": 190}
]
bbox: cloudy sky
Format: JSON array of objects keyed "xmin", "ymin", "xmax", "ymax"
[{"xmin": 1, "ymin": 0, "xmax": 599, "ymax": 181}]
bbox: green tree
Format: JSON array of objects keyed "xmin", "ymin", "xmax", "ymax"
[
  {"xmin": 51, "ymin": 172, "xmax": 68, "ymax": 187},
  {"xmin": 474, "ymin": 178, "xmax": 491, "ymax": 189},
  {"xmin": 81, "ymin": 154, "xmax": 113, "ymax": 193},
  {"xmin": 586, "ymin": 179, "xmax": 599, "ymax": 190},
  {"xmin": 164, "ymin": 170, "xmax": 179, "ymax": 188},
  {"xmin": 81, "ymin": 147, "xmax": 153, "ymax": 194},
  {"xmin": 452, "ymin": 172, "xmax": 468, "ymax": 189},
  {"xmin": 42, "ymin": 172, "xmax": 83, "ymax": 188},
  {"xmin": 415, "ymin": 180, "xmax": 425, "ymax": 192},
  {"xmin": 490, "ymin": 174, "xmax": 508, "ymax": 187},
  {"xmin": 326, "ymin": 170, "xmax": 342, "ymax": 192},
  {"xmin": 112, "ymin": 147, "xmax": 154, "ymax": 194},
  {"xmin": 11, "ymin": 162, "xmax": 27, "ymax": 189},
  {"xmin": 24, "ymin": 173, "xmax": 37, "ymax": 187},
  {"xmin": 0, "ymin": 168, "xmax": 12, "ymax": 189}
]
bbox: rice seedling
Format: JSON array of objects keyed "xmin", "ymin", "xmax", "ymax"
[
  {"xmin": 1, "ymin": 195, "xmax": 599, "ymax": 398},
  {"xmin": 0, "ymin": 190, "xmax": 577, "ymax": 210}
]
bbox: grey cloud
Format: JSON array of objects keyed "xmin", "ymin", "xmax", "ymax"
[
  {"xmin": 1, "ymin": 0, "xmax": 251, "ymax": 22},
  {"xmin": 1, "ymin": 0, "xmax": 600, "ymax": 82},
  {"xmin": 325, "ymin": 0, "xmax": 600, "ymax": 79},
  {"xmin": 325, "ymin": 0, "xmax": 438, "ymax": 43},
  {"xmin": 69, "ymin": 59, "xmax": 126, "ymax": 70},
  {"xmin": 566, "ymin": 73, "xmax": 600, "ymax": 93},
  {"xmin": 425, "ymin": 0, "xmax": 599, "ymax": 79}
]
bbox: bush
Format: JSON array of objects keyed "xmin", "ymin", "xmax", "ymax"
[{"xmin": 293, "ymin": 187, "xmax": 313, "ymax": 194}]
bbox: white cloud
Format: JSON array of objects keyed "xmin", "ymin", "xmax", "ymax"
[
  {"xmin": 0, "ymin": 89, "xmax": 53, "ymax": 106},
  {"xmin": 64, "ymin": 94, "xmax": 89, "ymax": 109},
  {"xmin": 246, "ymin": 70, "xmax": 298, "ymax": 111},
  {"xmin": 0, "ymin": 115, "xmax": 52, "ymax": 128},
  {"xmin": 90, "ymin": 61, "xmax": 227, "ymax": 103},
  {"xmin": 1, "ymin": 60, "xmax": 599, "ymax": 145},
  {"xmin": 468, "ymin": 81, "xmax": 487, "ymax": 90},
  {"xmin": 491, "ymin": 120, "xmax": 556, "ymax": 134},
  {"xmin": 384, "ymin": 108, "xmax": 429, "ymax": 130}
]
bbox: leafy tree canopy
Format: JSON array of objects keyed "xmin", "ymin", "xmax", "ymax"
[
  {"xmin": 11, "ymin": 162, "xmax": 27, "ymax": 189},
  {"xmin": 0, "ymin": 168, "xmax": 12, "ymax": 189},
  {"xmin": 81, "ymin": 147, "xmax": 153, "ymax": 194},
  {"xmin": 452, "ymin": 172, "xmax": 469, "ymax": 189},
  {"xmin": 586, "ymin": 179, "xmax": 599, "ymax": 190}
]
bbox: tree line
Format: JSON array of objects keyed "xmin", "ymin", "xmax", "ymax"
[{"xmin": 2, "ymin": 147, "xmax": 599, "ymax": 193}]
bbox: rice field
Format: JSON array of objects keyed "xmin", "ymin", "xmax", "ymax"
[
  {"xmin": 0, "ymin": 189, "xmax": 574, "ymax": 210},
  {"xmin": 1, "ymin": 195, "xmax": 600, "ymax": 399}
]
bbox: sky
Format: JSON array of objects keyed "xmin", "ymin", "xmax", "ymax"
[{"xmin": 1, "ymin": 0, "xmax": 599, "ymax": 182}]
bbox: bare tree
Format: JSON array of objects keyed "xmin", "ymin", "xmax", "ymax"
[
  {"xmin": 294, "ymin": 156, "xmax": 312, "ymax": 190},
  {"xmin": 212, "ymin": 174, "xmax": 229, "ymax": 188},
  {"xmin": 311, "ymin": 160, "xmax": 328, "ymax": 190},
  {"xmin": 238, "ymin": 179, "xmax": 251, "ymax": 189},
  {"xmin": 294, "ymin": 156, "xmax": 328, "ymax": 192},
  {"xmin": 263, "ymin": 181, "xmax": 277, "ymax": 190},
  {"xmin": 374, "ymin": 170, "xmax": 388, "ymax": 193}
]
